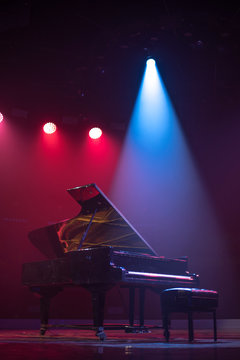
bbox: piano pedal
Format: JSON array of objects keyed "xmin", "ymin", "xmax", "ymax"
[
  {"xmin": 96, "ymin": 327, "xmax": 106, "ymax": 341},
  {"xmin": 125, "ymin": 326, "xmax": 150, "ymax": 334}
]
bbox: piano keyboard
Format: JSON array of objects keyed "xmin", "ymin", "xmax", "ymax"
[{"xmin": 124, "ymin": 270, "xmax": 197, "ymax": 285}]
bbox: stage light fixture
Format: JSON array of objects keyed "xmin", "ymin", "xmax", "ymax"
[
  {"xmin": 146, "ymin": 57, "xmax": 156, "ymax": 67},
  {"xmin": 43, "ymin": 122, "xmax": 57, "ymax": 134},
  {"xmin": 89, "ymin": 127, "xmax": 102, "ymax": 139},
  {"xmin": 0, "ymin": 112, "xmax": 3, "ymax": 123}
]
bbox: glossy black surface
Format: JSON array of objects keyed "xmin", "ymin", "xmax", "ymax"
[{"xmin": 22, "ymin": 246, "xmax": 197, "ymax": 287}]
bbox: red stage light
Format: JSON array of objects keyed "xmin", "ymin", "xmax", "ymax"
[
  {"xmin": 0, "ymin": 112, "xmax": 3, "ymax": 123},
  {"xmin": 43, "ymin": 122, "xmax": 57, "ymax": 134},
  {"xmin": 89, "ymin": 127, "xmax": 102, "ymax": 139}
]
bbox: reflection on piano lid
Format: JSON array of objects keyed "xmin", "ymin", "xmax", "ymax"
[{"xmin": 29, "ymin": 183, "xmax": 157, "ymax": 259}]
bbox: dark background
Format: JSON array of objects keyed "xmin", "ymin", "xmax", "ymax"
[{"xmin": 0, "ymin": 0, "xmax": 239, "ymax": 322}]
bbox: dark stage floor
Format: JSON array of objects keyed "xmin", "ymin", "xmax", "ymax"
[{"xmin": 1, "ymin": 328, "xmax": 240, "ymax": 360}]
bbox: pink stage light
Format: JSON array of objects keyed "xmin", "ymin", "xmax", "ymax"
[
  {"xmin": 0, "ymin": 112, "xmax": 3, "ymax": 123},
  {"xmin": 43, "ymin": 122, "xmax": 57, "ymax": 134},
  {"xmin": 89, "ymin": 127, "xmax": 102, "ymax": 139}
]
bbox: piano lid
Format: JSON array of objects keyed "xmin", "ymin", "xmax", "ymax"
[{"xmin": 29, "ymin": 183, "xmax": 157, "ymax": 259}]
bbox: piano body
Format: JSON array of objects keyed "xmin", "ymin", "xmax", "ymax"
[{"xmin": 22, "ymin": 183, "xmax": 199, "ymax": 339}]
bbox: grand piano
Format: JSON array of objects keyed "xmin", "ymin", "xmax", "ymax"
[{"xmin": 22, "ymin": 183, "xmax": 199, "ymax": 339}]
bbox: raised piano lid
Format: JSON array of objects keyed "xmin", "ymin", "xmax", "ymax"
[{"xmin": 29, "ymin": 183, "xmax": 157, "ymax": 259}]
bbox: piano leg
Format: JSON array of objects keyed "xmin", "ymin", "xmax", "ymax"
[
  {"xmin": 30, "ymin": 286, "xmax": 62, "ymax": 336},
  {"xmin": 139, "ymin": 287, "xmax": 145, "ymax": 327},
  {"xmin": 40, "ymin": 295, "xmax": 50, "ymax": 335},
  {"xmin": 162, "ymin": 311, "xmax": 170, "ymax": 342},
  {"xmin": 129, "ymin": 287, "xmax": 135, "ymax": 327},
  {"xmin": 188, "ymin": 311, "xmax": 194, "ymax": 342},
  {"xmin": 90, "ymin": 287, "xmax": 108, "ymax": 341}
]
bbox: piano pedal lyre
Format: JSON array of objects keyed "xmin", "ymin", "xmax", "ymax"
[{"xmin": 125, "ymin": 325, "xmax": 150, "ymax": 334}]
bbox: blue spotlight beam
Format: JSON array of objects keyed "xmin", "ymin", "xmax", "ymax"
[
  {"xmin": 128, "ymin": 58, "xmax": 179, "ymax": 156},
  {"xmin": 111, "ymin": 59, "xmax": 225, "ymax": 262}
]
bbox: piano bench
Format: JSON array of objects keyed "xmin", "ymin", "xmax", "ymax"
[{"xmin": 160, "ymin": 288, "xmax": 218, "ymax": 342}]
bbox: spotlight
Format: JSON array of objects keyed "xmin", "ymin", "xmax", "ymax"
[
  {"xmin": 43, "ymin": 122, "xmax": 57, "ymax": 134},
  {"xmin": 89, "ymin": 127, "xmax": 102, "ymax": 139},
  {"xmin": 146, "ymin": 57, "xmax": 156, "ymax": 67},
  {"xmin": 0, "ymin": 112, "xmax": 3, "ymax": 123}
]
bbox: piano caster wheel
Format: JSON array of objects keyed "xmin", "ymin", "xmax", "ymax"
[
  {"xmin": 164, "ymin": 330, "xmax": 170, "ymax": 342},
  {"xmin": 40, "ymin": 327, "xmax": 47, "ymax": 336},
  {"xmin": 96, "ymin": 327, "xmax": 106, "ymax": 341}
]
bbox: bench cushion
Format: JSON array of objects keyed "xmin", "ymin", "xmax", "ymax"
[{"xmin": 161, "ymin": 288, "xmax": 218, "ymax": 311}]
